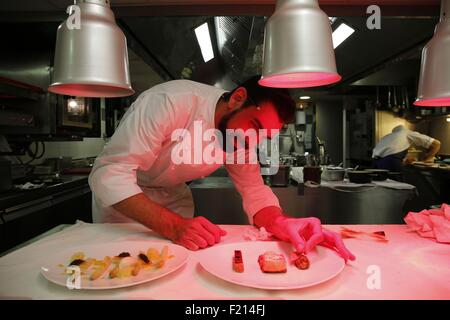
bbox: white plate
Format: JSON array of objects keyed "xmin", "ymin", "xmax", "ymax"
[
  {"xmin": 199, "ymin": 241, "xmax": 345, "ymax": 290},
  {"xmin": 40, "ymin": 241, "xmax": 188, "ymax": 290}
]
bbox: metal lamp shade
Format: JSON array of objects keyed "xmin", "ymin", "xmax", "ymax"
[
  {"xmin": 414, "ymin": 0, "xmax": 450, "ymax": 107},
  {"xmin": 48, "ymin": 0, "xmax": 134, "ymax": 97},
  {"xmin": 259, "ymin": 0, "xmax": 341, "ymax": 88}
]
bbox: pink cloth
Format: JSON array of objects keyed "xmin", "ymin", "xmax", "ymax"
[{"xmin": 404, "ymin": 203, "xmax": 450, "ymax": 243}]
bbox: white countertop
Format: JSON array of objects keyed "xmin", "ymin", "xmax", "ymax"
[{"xmin": 0, "ymin": 221, "xmax": 449, "ymax": 300}]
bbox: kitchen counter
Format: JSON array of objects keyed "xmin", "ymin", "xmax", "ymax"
[
  {"xmin": 0, "ymin": 175, "xmax": 89, "ymax": 211},
  {"xmin": 0, "ymin": 221, "xmax": 449, "ymax": 300},
  {"xmin": 403, "ymin": 164, "xmax": 450, "ymax": 212},
  {"xmin": 0, "ymin": 175, "xmax": 92, "ymax": 255},
  {"xmin": 190, "ymin": 177, "xmax": 416, "ymax": 225}
]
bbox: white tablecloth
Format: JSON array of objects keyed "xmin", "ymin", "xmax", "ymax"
[
  {"xmin": 0, "ymin": 221, "xmax": 449, "ymax": 300},
  {"xmin": 321, "ymin": 179, "xmax": 416, "ymax": 190}
]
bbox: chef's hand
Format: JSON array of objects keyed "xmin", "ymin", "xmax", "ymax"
[
  {"xmin": 254, "ymin": 207, "xmax": 355, "ymax": 262},
  {"xmin": 320, "ymin": 228, "xmax": 356, "ymax": 262},
  {"xmin": 270, "ymin": 216, "xmax": 355, "ymax": 262},
  {"xmin": 269, "ymin": 216, "xmax": 324, "ymax": 254},
  {"xmin": 171, "ymin": 216, "xmax": 227, "ymax": 251}
]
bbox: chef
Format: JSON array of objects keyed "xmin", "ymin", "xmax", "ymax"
[
  {"xmin": 372, "ymin": 125, "xmax": 441, "ymax": 172},
  {"xmin": 89, "ymin": 76, "xmax": 355, "ymax": 261}
]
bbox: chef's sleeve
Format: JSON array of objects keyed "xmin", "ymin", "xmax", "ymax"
[
  {"xmin": 88, "ymin": 93, "xmax": 172, "ymax": 207},
  {"xmin": 225, "ymin": 161, "xmax": 281, "ymax": 225}
]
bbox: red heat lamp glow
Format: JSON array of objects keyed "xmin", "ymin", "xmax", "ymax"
[
  {"xmin": 48, "ymin": 83, "xmax": 134, "ymax": 98},
  {"xmin": 414, "ymin": 97, "xmax": 450, "ymax": 107},
  {"xmin": 258, "ymin": 72, "xmax": 342, "ymax": 88}
]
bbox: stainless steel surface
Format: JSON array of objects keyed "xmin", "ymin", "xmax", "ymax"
[
  {"xmin": 270, "ymin": 164, "xmax": 291, "ymax": 187},
  {"xmin": 48, "ymin": 0, "xmax": 134, "ymax": 97},
  {"xmin": 321, "ymin": 167, "xmax": 345, "ymax": 181},
  {"xmin": 415, "ymin": 0, "xmax": 450, "ymax": 106},
  {"xmin": 259, "ymin": 0, "xmax": 340, "ymax": 88},
  {"xmin": 190, "ymin": 176, "xmax": 414, "ymax": 224},
  {"xmin": 279, "ymin": 134, "xmax": 293, "ymax": 155}
]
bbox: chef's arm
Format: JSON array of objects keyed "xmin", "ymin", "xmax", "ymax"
[
  {"xmin": 112, "ymin": 193, "xmax": 183, "ymax": 241},
  {"xmin": 112, "ymin": 193, "xmax": 226, "ymax": 251},
  {"xmin": 422, "ymin": 139, "xmax": 441, "ymax": 162}
]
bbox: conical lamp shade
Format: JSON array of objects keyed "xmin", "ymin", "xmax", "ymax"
[
  {"xmin": 48, "ymin": 0, "xmax": 134, "ymax": 97},
  {"xmin": 414, "ymin": 0, "xmax": 450, "ymax": 107},
  {"xmin": 259, "ymin": 0, "xmax": 341, "ymax": 88}
]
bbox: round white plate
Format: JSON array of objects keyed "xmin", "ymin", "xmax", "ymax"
[
  {"xmin": 199, "ymin": 241, "xmax": 345, "ymax": 290},
  {"xmin": 40, "ymin": 241, "xmax": 188, "ymax": 290}
]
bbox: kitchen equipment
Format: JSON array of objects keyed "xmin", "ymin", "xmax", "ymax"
[
  {"xmin": 11, "ymin": 164, "xmax": 27, "ymax": 180},
  {"xmin": 347, "ymin": 170, "xmax": 372, "ymax": 184},
  {"xmin": 0, "ymin": 160, "xmax": 13, "ymax": 192},
  {"xmin": 401, "ymin": 86, "xmax": 407, "ymax": 112},
  {"xmin": 270, "ymin": 164, "xmax": 291, "ymax": 187},
  {"xmin": 259, "ymin": 0, "xmax": 341, "ymax": 88},
  {"xmin": 387, "ymin": 86, "xmax": 392, "ymax": 110},
  {"xmin": 414, "ymin": 0, "xmax": 450, "ymax": 107},
  {"xmin": 392, "ymin": 86, "xmax": 400, "ymax": 113},
  {"xmin": 365, "ymin": 169, "xmax": 389, "ymax": 181},
  {"xmin": 322, "ymin": 167, "xmax": 345, "ymax": 181},
  {"xmin": 57, "ymin": 96, "xmax": 94, "ymax": 129},
  {"xmin": 317, "ymin": 137, "xmax": 326, "ymax": 165},
  {"xmin": 49, "ymin": 0, "xmax": 134, "ymax": 97},
  {"xmin": 388, "ymin": 172, "xmax": 403, "ymax": 181},
  {"xmin": 375, "ymin": 86, "xmax": 381, "ymax": 109},
  {"xmin": 303, "ymin": 166, "xmax": 322, "ymax": 184},
  {"xmin": 279, "ymin": 134, "xmax": 293, "ymax": 155},
  {"xmin": 42, "ymin": 157, "xmax": 72, "ymax": 173}
]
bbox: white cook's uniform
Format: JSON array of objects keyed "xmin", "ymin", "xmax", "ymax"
[
  {"xmin": 89, "ymin": 80, "xmax": 280, "ymax": 224},
  {"xmin": 372, "ymin": 127, "xmax": 435, "ymax": 158}
]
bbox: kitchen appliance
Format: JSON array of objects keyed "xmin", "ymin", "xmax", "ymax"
[
  {"xmin": 347, "ymin": 170, "xmax": 372, "ymax": 184},
  {"xmin": 279, "ymin": 134, "xmax": 293, "ymax": 155},
  {"xmin": 57, "ymin": 96, "xmax": 93, "ymax": 129},
  {"xmin": 270, "ymin": 164, "xmax": 291, "ymax": 187},
  {"xmin": 322, "ymin": 167, "xmax": 345, "ymax": 181},
  {"xmin": 303, "ymin": 166, "xmax": 322, "ymax": 184},
  {"xmin": 0, "ymin": 160, "xmax": 12, "ymax": 192},
  {"xmin": 49, "ymin": 0, "xmax": 134, "ymax": 97},
  {"xmin": 415, "ymin": 0, "xmax": 450, "ymax": 106},
  {"xmin": 42, "ymin": 157, "xmax": 72, "ymax": 173},
  {"xmin": 259, "ymin": 0, "xmax": 340, "ymax": 88}
]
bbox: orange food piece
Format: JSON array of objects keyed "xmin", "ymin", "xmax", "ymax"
[{"xmin": 232, "ymin": 250, "xmax": 244, "ymax": 273}]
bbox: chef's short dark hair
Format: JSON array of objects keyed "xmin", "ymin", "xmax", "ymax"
[{"xmin": 222, "ymin": 75, "xmax": 296, "ymax": 124}]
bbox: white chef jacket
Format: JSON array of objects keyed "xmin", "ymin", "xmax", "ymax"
[
  {"xmin": 372, "ymin": 127, "xmax": 435, "ymax": 158},
  {"xmin": 89, "ymin": 80, "xmax": 280, "ymax": 224}
]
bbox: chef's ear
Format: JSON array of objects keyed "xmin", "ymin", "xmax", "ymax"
[{"xmin": 228, "ymin": 87, "xmax": 247, "ymax": 110}]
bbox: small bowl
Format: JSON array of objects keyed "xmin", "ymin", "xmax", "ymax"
[
  {"xmin": 322, "ymin": 168, "xmax": 345, "ymax": 181},
  {"xmin": 347, "ymin": 170, "xmax": 372, "ymax": 184}
]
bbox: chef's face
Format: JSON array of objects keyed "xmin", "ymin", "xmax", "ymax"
[{"xmin": 218, "ymin": 98, "xmax": 284, "ymax": 151}]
